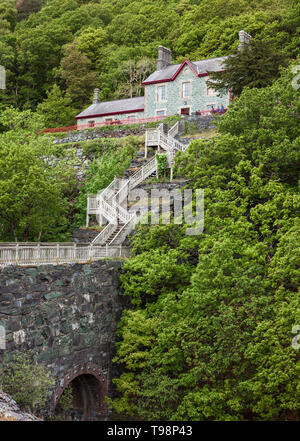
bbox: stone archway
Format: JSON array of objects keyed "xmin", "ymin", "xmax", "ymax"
[{"xmin": 54, "ymin": 363, "xmax": 108, "ymax": 421}]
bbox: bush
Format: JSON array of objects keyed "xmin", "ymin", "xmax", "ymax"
[{"xmin": 1, "ymin": 352, "xmax": 55, "ymax": 415}]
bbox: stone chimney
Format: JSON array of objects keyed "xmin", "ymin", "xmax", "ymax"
[
  {"xmin": 157, "ymin": 46, "xmax": 172, "ymax": 70},
  {"xmin": 93, "ymin": 88, "xmax": 101, "ymax": 104},
  {"xmin": 238, "ymin": 30, "xmax": 252, "ymax": 51}
]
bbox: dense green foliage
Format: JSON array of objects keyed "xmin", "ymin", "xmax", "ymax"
[
  {"xmin": 207, "ymin": 39, "xmax": 288, "ymax": 97},
  {"xmin": 110, "ymin": 65, "xmax": 300, "ymax": 420},
  {"xmin": 1, "ymin": 352, "xmax": 54, "ymax": 414},
  {"xmin": 156, "ymin": 154, "xmax": 168, "ymax": 178},
  {"xmin": 0, "ymin": 0, "xmax": 299, "ymax": 126},
  {"xmin": 0, "ymin": 107, "xmax": 77, "ymax": 241}
]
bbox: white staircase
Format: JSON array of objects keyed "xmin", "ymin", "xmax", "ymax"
[{"xmin": 87, "ymin": 122, "xmax": 189, "ymax": 246}]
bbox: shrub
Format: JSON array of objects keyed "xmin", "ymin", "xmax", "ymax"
[{"xmin": 1, "ymin": 352, "xmax": 55, "ymax": 414}]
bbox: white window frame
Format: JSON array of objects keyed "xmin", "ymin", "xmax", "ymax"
[
  {"xmin": 156, "ymin": 109, "xmax": 167, "ymax": 116},
  {"xmin": 182, "ymin": 81, "xmax": 191, "ymax": 99},
  {"xmin": 206, "ymin": 103, "xmax": 217, "ymax": 112},
  {"xmin": 156, "ymin": 84, "xmax": 167, "ymax": 103}
]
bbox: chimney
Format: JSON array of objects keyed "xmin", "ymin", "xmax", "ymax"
[
  {"xmin": 93, "ymin": 88, "xmax": 100, "ymax": 104},
  {"xmin": 157, "ymin": 46, "xmax": 172, "ymax": 70},
  {"xmin": 238, "ymin": 30, "xmax": 252, "ymax": 51}
]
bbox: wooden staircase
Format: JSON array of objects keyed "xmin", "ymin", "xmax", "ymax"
[
  {"xmin": 103, "ymin": 224, "xmax": 124, "ymax": 244},
  {"xmin": 87, "ymin": 122, "xmax": 190, "ymax": 246}
]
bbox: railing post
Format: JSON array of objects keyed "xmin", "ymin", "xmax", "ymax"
[
  {"xmin": 37, "ymin": 243, "xmax": 40, "ymax": 265},
  {"xmin": 16, "ymin": 243, "xmax": 19, "ymax": 264},
  {"xmin": 89, "ymin": 244, "xmax": 92, "ymax": 262},
  {"xmin": 119, "ymin": 244, "xmax": 122, "ymax": 257},
  {"xmin": 56, "ymin": 244, "xmax": 59, "ymax": 264},
  {"xmin": 86, "ymin": 198, "xmax": 89, "ymax": 227},
  {"xmin": 73, "ymin": 243, "xmax": 76, "ymax": 261},
  {"xmin": 145, "ymin": 131, "xmax": 148, "ymax": 158}
]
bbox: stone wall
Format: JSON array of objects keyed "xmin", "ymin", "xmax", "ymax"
[
  {"xmin": 181, "ymin": 114, "xmax": 217, "ymax": 131},
  {"xmin": 0, "ymin": 260, "xmax": 128, "ymax": 418},
  {"xmin": 52, "ymin": 126, "xmax": 146, "ymax": 145}
]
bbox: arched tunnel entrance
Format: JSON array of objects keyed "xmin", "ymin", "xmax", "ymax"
[{"xmin": 54, "ymin": 364, "xmax": 108, "ymax": 421}]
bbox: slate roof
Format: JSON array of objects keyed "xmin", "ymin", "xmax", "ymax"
[
  {"xmin": 76, "ymin": 96, "xmax": 144, "ymax": 119},
  {"xmin": 142, "ymin": 56, "xmax": 228, "ymax": 84}
]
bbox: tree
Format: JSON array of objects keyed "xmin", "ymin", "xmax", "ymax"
[
  {"xmin": 207, "ymin": 39, "xmax": 288, "ymax": 97},
  {"xmin": 1, "ymin": 352, "xmax": 54, "ymax": 414},
  {"xmin": 115, "ymin": 58, "xmax": 156, "ymax": 99},
  {"xmin": 36, "ymin": 84, "xmax": 76, "ymax": 128},
  {"xmin": 76, "ymin": 26, "xmax": 108, "ymax": 65},
  {"xmin": 16, "ymin": 0, "xmax": 42, "ymax": 21},
  {"xmin": 0, "ymin": 107, "xmax": 76, "ymax": 242},
  {"xmin": 60, "ymin": 42, "xmax": 98, "ymax": 108}
]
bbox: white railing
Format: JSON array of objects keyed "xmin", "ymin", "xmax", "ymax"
[
  {"xmin": 0, "ymin": 243, "xmax": 130, "ymax": 266},
  {"xmin": 145, "ymin": 122, "xmax": 186, "ymax": 153},
  {"xmin": 129, "ymin": 156, "xmax": 157, "ymax": 189},
  {"xmin": 110, "ymin": 218, "xmax": 136, "ymax": 246},
  {"xmin": 91, "ymin": 223, "xmax": 116, "ymax": 245},
  {"xmin": 168, "ymin": 121, "xmax": 179, "ymax": 138}
]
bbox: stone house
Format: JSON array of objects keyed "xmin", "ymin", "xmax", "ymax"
[{"xmin": 76, "ymin": 30, "xmax": 251, "ymax": 128}]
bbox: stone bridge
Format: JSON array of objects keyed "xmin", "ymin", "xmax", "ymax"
[{"xmin": 0, "ymin": 260, "xmax": 128, "ymax": 420}]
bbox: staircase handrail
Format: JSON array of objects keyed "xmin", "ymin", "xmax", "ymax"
[
  {"xmin": 168, "ymin": 121, "xmax": 179, "ymax": 138},
  {"xmin": 109, "ymin": 216, "xmax": 136, "ymax": 246},
  {"xmin": 129, "ymin": 156, "xmax": 157, "ymax": 189},
  {"xmin": 91, "ymin": 222, "xmax": 116, "ymax": 245}
]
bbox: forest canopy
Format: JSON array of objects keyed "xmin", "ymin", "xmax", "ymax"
[{"xmin": 0, "ymin": 0, "xmax": 299, "ymax": 126}]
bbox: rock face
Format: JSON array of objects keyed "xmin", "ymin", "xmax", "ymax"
[
  {"xmin": 71, "ymin": 228, "xmax": 101, "ymax": 244},
  {"xmin": 0, "ymin": 391, "xmax": 40, "ymax": 421},
  {"xmin": 0, "ymin": 260, "xmax": 128, "ymax": 419}
]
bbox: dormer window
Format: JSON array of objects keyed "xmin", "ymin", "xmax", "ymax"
[
  {"xmin": 157, "ymin": 85, "xmax": 166, "ymax": 102},
  {"xmin": 182, "ymin": 82, "xmax": 191, "ymax": 98}
]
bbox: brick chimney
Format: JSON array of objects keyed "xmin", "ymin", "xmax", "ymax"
[
  {"xmin": 157, "ymin": 46, "xmax": 172, "ymax": 70},
  {"xmin": 238, "ymin": 30, "xmax": 252, "ymax": 51},
  {"xmin": 93, "ymin": 88, "xmax": 101, "ymax": 104}
]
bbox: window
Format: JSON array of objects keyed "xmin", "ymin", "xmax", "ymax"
[
  {"xmin": 105, "ymin": 118, "xmax": 112, "ymax": 122},
  {"xmin": 180, "ymin": 107, "xmax": 190, "ymax": 115},
  {"xmin": 127, "ymin": 115, "xmax": 136, "ymax": 120},
  {"xmin": 182, "ymin": 82, "xmax": 191, "ymax": 98},
  {"xmin": 206, "ymin": 78, "xmax": 217, "ymax": 96},
  {"xmin": 88, "ymin": 120, "xmax": 95, "ymax": 128},
  {"xmin": 206, "ymin": 104, "xmax": 216, "ymax": 113},
  {"xmin": 157, "ymin": 85, "xmax": 166, "ymax": 102},
  {"xmin": 156, "ymin": 110, "xmax": 166, "ymax": 116}
]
